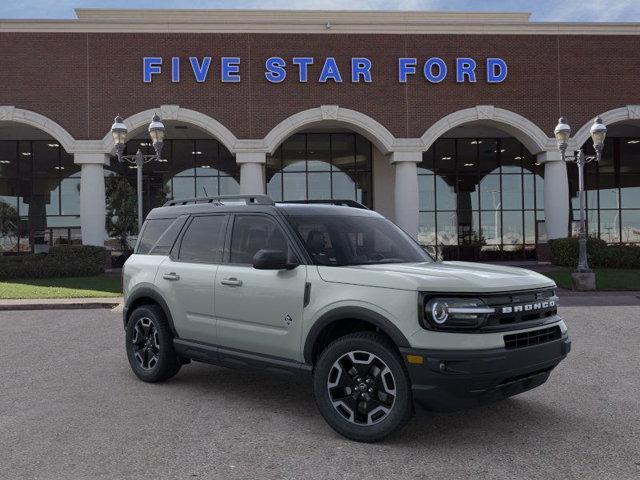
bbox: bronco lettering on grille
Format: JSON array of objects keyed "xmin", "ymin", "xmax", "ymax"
[{"xmin": 501, "ymin": 299, "xmax": 556, "ymax": 314}]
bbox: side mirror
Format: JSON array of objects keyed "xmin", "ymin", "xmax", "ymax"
[{"xmin": 252, "ymin": 249, "xmax": 298, "ymax": 270}]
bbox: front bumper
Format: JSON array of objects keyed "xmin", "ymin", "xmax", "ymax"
[{"xmin": 399, "ymin": 334, "xmax": 571, "ymax": 411}]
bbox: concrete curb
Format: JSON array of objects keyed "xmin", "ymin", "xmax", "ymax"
[{"xmin": 0, "ymin": 297, "xmax": 123, "ymax": 311}]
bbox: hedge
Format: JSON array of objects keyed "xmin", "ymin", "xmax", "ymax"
[
  {"xmin": 0, "ymin": 246, "xmax": 108, "ymax": 280},
  {"xmin": 549, "ymin": 237, "xmax": 640, "ymax": 269}
]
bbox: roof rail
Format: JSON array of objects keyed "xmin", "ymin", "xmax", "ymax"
[
  {"xmin": 278, "ymin": 199, "xmax": 369, "ymax": 210},
  {"xmin": 163, "ymin": 194, "xmax": 275, "ymax": 207}
]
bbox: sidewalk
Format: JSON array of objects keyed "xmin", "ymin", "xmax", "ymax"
[{"xmin": 0, "ymin": 297, "xmax": 123, "ymax": 311}]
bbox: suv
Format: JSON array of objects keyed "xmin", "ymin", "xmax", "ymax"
[{"xmin": 122, "ymin": 195, "xmax": 570, "ymax": 442}]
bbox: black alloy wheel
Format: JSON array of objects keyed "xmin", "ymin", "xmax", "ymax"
[
  {"xmin": 125, "ymin": 304, "xmax": 182, "ymax": 382},
  {"xmin": 313, "ymin": 332, "xmax": 413, "ymax": 442}
]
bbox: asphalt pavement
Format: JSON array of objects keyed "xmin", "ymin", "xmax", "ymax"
[{"xmin": 0, "ymin": 305, "xmax": 638, "ymax": 480}]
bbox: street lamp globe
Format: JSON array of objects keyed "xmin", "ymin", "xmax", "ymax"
[
  {"xmin": 148, "ymin": 114, "xmax": 165, "ymax": 142},
  {"xmin": 111, "ymin": 115, "xmax": 128, "ymax": 146},
  {"xmin": 590, "ymin": 116, "xmax": 607, "ymax": 156},
  {"xmin": 554, "ymin": 117, "xmax": 571, "ymax": 154},
  {"xmin": 148, "ymin": 114, "xmax": 165, "ymax": 157}
]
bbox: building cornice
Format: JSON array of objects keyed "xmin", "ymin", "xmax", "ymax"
[{"xmin": 0, "ymin": 9, "xmax": 638, "ymax": 35}]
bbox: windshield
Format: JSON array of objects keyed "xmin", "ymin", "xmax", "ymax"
[{"xmin": 286, "ymin": 214, "xmax": 432, "ymax": 266}]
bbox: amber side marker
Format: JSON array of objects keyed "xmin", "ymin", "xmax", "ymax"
[{"xmin": 406, "ymin": 354, "xmax": 424, "ymax": 365}]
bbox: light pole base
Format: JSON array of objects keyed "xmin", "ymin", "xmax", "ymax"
[{"xmin": 571, "ymin": 271, "xmax": 596, "ymax": 291}]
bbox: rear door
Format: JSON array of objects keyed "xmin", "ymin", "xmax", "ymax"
[
  {"xmin": 156, "ymin": 214, "xmax": 229, "ymax": 344},
  {"xmin": 214, "ymin": 214, "xmax": 307, "ymax": 361}
]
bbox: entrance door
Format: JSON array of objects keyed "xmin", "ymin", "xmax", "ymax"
[{"xmin": 214, "ymin": 214, "xmax": 307, "ymax": 361}]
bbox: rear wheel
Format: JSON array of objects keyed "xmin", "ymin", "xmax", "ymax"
[
  {"xmin": 125, "ymin": 304, "xmax": 181, "ymax": 382},
  {"xmin": 313, "ymin": 332, "xmax": 413, "ymax": 442}
]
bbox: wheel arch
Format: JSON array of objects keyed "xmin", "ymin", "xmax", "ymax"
[
  {"xmin": 123, "ymin": 287, "xmax": 178, "ymax": 338},
  {"xmin": 303, "ymin": 307, "xmax": 411, "ymax": 364}
]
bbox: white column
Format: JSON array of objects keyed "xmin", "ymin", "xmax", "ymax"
[
  {"xmin": 391, "ymin": 151, "xmax": 422, "ymax": 238},
  {"xmin": 237, "ymin": 152, "xmax": 266, "ymax": 195},
  {"xmin": 538, "ymin": 151, "xmax": 569, "ymax": 240},
  {"xmin": 75, "ymin": 153, "xmax": 109, "ymax": 246}
]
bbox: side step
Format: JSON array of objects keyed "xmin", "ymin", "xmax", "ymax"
[{"xmin": 173, "ymin": 338, "xmax": 312, "ymax": 380}]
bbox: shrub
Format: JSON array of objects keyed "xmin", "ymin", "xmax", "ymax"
[
  {"xmin": 549, "ymin": 237, "xmax": 640, "ymax": 269},
  {"xmin": 0, "ymin": 245, "xmax": 108, "ymax": 280}
]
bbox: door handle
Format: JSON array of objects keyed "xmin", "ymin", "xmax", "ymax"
[
  {"xmin": 220, "ymin": 277, "xmax": 243, "ymax": 287},
  {"xmin": 162, "ymin": 272, "xmax": 180, "ymax": 281}
]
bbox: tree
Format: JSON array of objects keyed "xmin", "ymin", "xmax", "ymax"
[
  {"xmin": 0, "ymin": 200, "xmax": 19, "ymax": 251},
  {"xmin": 105, "ymin": 176, "xmax": 138, "ymax": 252}
]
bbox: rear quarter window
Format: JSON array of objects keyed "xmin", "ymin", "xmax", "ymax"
[{"xmin": 136, "ymin": 216, "xmax": 186, "ymax": 255}]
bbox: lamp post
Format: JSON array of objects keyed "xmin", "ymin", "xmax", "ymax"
[
  {"xmin": 111, "ymin": 114, "xmax": 165, "ymax": 231},
  {"xmin": 553, "ymin": 116, "xmax": 607, "ymax": 286}
]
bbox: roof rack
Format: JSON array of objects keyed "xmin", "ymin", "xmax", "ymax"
[
  {"xmin": 163, "ymin": 194, "xmax": 275, "ymax": 207},
  {"xmin": 278, "ymin": 199, "xmax": 369, "ymax": 210}
]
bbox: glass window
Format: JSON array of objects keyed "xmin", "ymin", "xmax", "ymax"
[
  {"xmin": 621, "ymin": 138, "xmax": 640, "ymax": 173},
  {"xmin": 332, "ymin": 134, "xmax": 355, "ymax": 172},
  {"xmin": 307, "ymin": 134, "xmax": 331, "ymax": 171},
  {"xmin": 308, "ymin": 172, "xmax": 331, "ymax": 199},
  {"xmin": 457, "ymin": 138, "xmax": 478, "ymax": 172},
  {"xmin": 142, "ymin": 215, "xmax": 185, "ymax": 256},
  {"xmin": 137, "ymin": 218, "xmax": 174, "ymax": 255},
  {"xmin": 287, "ymin": 214, "xmax": 430, "ymax": 266},
  {"xmin": 230, "ymin": 215, "xmax": 288, "ymax": 264},
  {"xmin": 0, "ymin": 141, "xmax": 18, "ymax": 178},
  {"xmin": 178, "ymin": 215, "xmax": 228, "ymax": 263},
  {"xmin": 621, "ymin": 210, "xmax": 640, "ymax": 243},
  {"xmin": 172, "ymin": 140, "xmax": 195, "ymax": 177},
  {"xmin": 418, "ymin": 175, "xmax": 434, "ymax": 211},
  {"xmin": 501, "ymin": 175, "xmax": 523, "ymax": 210},
  {"xmin": 418, "ymin": 211, "xmax": 436, "ymax": 246},
  {"xmin": 281, "ymin": 135, "xmax": 306, "ymax": 172},
  {"xmin": 599, "ymin": 210, "xmax": 620, "ymax": 243},
  {"xmin": 435, "ymin": 175, "xmax": 456, "ymax": 211},
  {"xmin": 332, "ymin": 172, "xmax": 356, "ymax": 200},
  {"xmin": 266, "ymin": 133, "xmax": 373, "ymax": 208}
]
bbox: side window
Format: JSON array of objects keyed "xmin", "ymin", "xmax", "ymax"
[
  {"xmin": 149, "ymin": 215, "xmax": 188, "ymax": 256},
  {"xmin": 136, "ymin": 218, "xmax": 174, "ymax": 255},
  {"xmin": 229, "ymin": 215, "xmax": 289, "ymax": 264},
  {"xmin": 177, "ymin": 215, "xmax": 227, "ymax": 264}
]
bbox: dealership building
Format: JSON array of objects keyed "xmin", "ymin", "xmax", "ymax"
[{"xmin": 0, "ymin": 9, "xmax": 639, "ymax": 260}]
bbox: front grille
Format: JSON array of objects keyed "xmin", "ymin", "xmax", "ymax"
[
  {"xmin": 481, "ymin": 289, "xmax": 558, "ymax": 331},
  {"xmin": 504, "ymin": 325, "xmax": 562, "ymax": 350}
]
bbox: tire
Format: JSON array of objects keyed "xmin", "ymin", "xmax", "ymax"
[
  {"xmin": 125, "ymin": 304, "xmax": 182, "ymax": 383},
  {"xmin": 313, "ymin": 332, "xmax": 414, "ymax": 442}
]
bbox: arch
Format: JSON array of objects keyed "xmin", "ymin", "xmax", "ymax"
[
  {"xmin": 420, "ymin": 105, "xmax": 552, "ymax": 155},
  {"xmin": 263, "ymin": 105, "xmax": 396, "ymax": 155},
  {"xmin": 572, "ymin": 105, "xmax": 640, "ymax": 149},
  {"xmin": 0, "ymin": 106, "xmax": 76, "ymax": 152},
  {"xmin": 100, "ymin": 105, "xmax": 239, "ymax": 155}
]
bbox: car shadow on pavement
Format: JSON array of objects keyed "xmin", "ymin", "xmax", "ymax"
[{"xmin": 144, "ymin": 361, "xmax": 569, "ymax": 445}]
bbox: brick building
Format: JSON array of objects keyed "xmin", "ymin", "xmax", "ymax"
[{"xmin": 0, "ymin": 9, "xmax": 639, "ymax": 259}]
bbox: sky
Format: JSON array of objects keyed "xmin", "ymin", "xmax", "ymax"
[{"xmin": 0, "ymin": 0, "xmax": 639, "ymax": 22}]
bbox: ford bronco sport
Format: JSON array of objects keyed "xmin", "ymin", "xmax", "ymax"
[{"xmin": 122, "ymin": 194, "xmax": 570, "ymax": 442}]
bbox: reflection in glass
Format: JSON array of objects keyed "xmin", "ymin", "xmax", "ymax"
[
  {"xmin": 570, "ymin": 136, "xmax": 640, "ymax": 244},
  {"xmin": 418, "ymin": 137, "xmax": 543, "ymax": 260},
  {"xmin": 266, "ymin": 133, "xmax": 373, "ymax": 207}
]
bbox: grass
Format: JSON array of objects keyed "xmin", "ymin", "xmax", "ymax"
[
  {"xmin": 0, "ymin": 275, "xmax": 122, "ymax": 299},
  {"xmin": 545, "ymin": 268, "xmax": 640, "ymax": 291}
]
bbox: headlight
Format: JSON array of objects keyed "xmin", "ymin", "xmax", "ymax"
[{"xmin": 424, "ymin": 297, "xmax": 495, "ymax": 329}]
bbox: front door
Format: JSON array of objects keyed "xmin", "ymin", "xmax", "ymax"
[
  {"xmin": 214, "ymin": 214, "xmax": 307, "ymax": 361},
  {"xmin": 156, "ymin": 214, "xmax": 229, "ymax": 345}
]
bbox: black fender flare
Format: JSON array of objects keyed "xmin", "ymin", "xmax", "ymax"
[
  {"xmin": 303, "ymin": 306, "xmax": 411, "ymax": 363},
  {"xmin": 123, "ymin": 286, "xmax": 178, "ymax": 338}
]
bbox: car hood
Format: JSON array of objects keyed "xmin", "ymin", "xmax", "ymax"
[{"xmin": 316, "ymin": 261, "xmax": 556, "ymax": 293}]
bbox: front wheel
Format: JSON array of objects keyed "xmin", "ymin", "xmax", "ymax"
[{"xmin": 313, "ymin": 332, "xmax": 413, "ymax": 442}]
